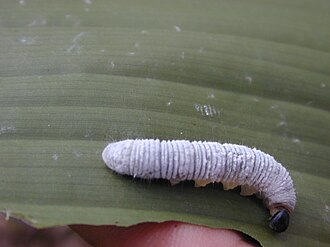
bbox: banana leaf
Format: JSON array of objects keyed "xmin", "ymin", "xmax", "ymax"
[{"xmin": 0, "ymin": 1, "xmax": 329, "ymax": 246}]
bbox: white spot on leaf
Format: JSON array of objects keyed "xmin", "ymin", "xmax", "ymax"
[
  {"xmin": 292, "ymin": 138, "xmax": 301, "ymax": 144},
  {"xmin": 324, "ymin": 204, "xmax": 330, "ymax": 223},
  {"xmin": 245, "ymin": 76, "xmax": 252, "ymax": 84},
  {"xmin": 0, "ymin": 126, "xmax": 16, "ymax": 135},
  {"xmin": 73, "ymin": 32, "xmax": 86, "ymax": 43},
  {"xmin": 252, "ymin": 97, "xmax": 259, "ymax": 102},
  {"xmin": 277, "ymin": 121, "xmax": 287, "ymax": 127},
  {"xmin": 195, "ymin": 104, "xmax": 220, "ymax": 117},
  {"xmin": 52, "ymin": 154, "xmax": 59, "ymax": 161},
  {"xmin": 84, "ymin": 130, "xmax": 93, "ymax": 139},
  {"xmin": 270, "ymin": 104, "xmax": 278, "ymax": 110},
  {"xmin": 28, "ymin": 17, "xmax": 47, "ymax": 27},
  {"xmin": 67, "ymin": 32, "xmax": 87, "ymax": 54},
  {"xmin": 140, "ymin": 30, "xmax": 149, "ymax": 35},
  {"xmin": 4, "ymin": 210, "xmax": 11, "ymax": 221},
  {"xmin": 73, "ymin": 150, "xmax": 83, "ymax": 159},
  {"xmin": 173, "ymin": 25, "xmax": 181, "ymax": 32},
  {"xmin": 180, "ymin": 51, "xmax": 185, "ymax": 60},
  {"xmin": 108, "ymin": 60, "xmax": 115, "ymax": 69},
  {"xmin": 207, "ymin": 93, "xmax": 215, "ymax": 99},
  {"xmin": 20, "ymin": 36, "xmax": 36, "ymax": 45}
]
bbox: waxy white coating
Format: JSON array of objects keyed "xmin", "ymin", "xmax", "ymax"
[{"xmin": 102, "ymin": 139, "xmax": 296, "ymax": 214}]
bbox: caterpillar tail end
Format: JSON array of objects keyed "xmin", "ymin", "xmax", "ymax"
[
  {"xmin": 102, "ymin": 141, "xmax": 132, "ymax": 175},
  {"xmin": 269, "ymin": 209, "xmax": 290, "ymax": 233}
]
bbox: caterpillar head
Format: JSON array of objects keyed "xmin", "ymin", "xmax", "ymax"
[{"xmin": 269, "ymin": 209, "xmax": 290, "ymax": 232}]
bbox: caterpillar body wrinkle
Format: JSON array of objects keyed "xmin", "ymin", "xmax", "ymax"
[{"xmin": 102, "ymin": 139, "xmax": 296, "ymax": 232}]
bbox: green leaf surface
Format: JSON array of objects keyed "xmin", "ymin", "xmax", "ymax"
[{"xmin": 0, "ymin": 1, "xmax": 329, "ymax": 246}]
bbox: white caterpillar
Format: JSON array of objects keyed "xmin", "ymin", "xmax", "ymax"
[{"xmin": 102, "ymin": 139, "xmax": 296, "ymax": 232}]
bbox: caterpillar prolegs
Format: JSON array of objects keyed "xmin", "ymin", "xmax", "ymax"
[{"xmin": 102, "ymin": 139, "xmax": 296, "ymax": 232}]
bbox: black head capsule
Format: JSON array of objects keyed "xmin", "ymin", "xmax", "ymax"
[{"xmin": 269, "ymin": 209, "xmax": 290, "ymax": 232}]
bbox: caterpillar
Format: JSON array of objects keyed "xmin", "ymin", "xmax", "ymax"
[{"xmin": 102, "ymin": 139, "xmax": 296, "ymax": 232}]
